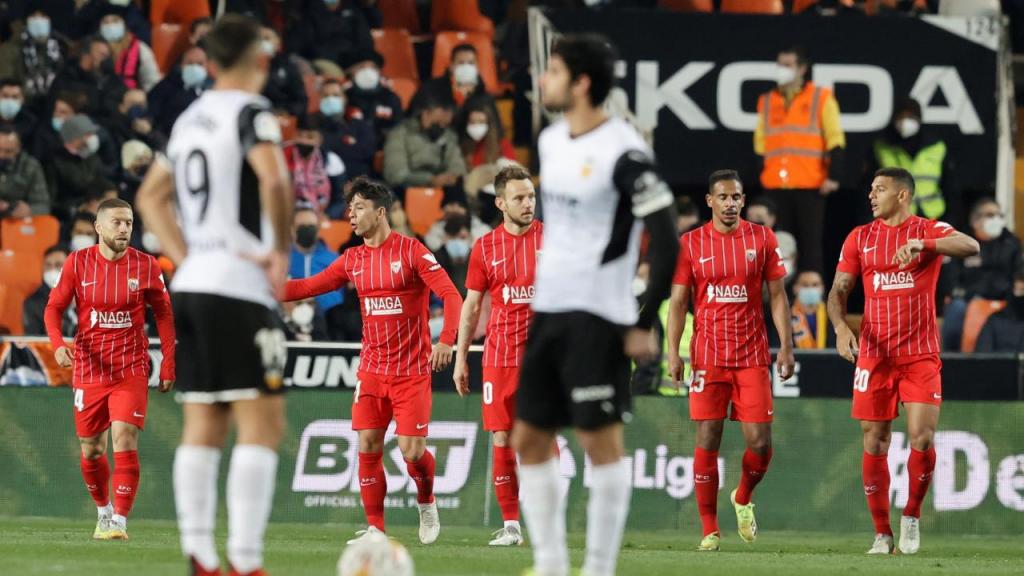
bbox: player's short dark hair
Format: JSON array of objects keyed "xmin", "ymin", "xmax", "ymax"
[
  {"xmin": 190, "ymin": 16, "xmax": 213, "ymax": 35},
  {"xmin": 874, "ymin": 167, "xmax": 915, "ymax": 196},
  {"xmin": 779, "ymin": 45, "xmax": 809, "ymax": 67},
  {"xmin": 746, "ymin": 196, "xmax": 778, "ymax": 216},
  {"xmin": 494, "ymin": 165, "xmax": 531, "ymax": 197},
  {"xmin": 708, "ymin": 169, "xmax": 743, "ymax": 193},
  {"xmin": 45, "ymin": 243, "xmax": 69, "ymax": 258},
  {"xmin": 97, "ymin": 198, "xmax": 132, "ymax": 215},
  {"xmin": 550, "ymin": 33, "xmax": 617, "ymax": 106},
  {"xmin": 451, "ymin": 43, "xmax": 477, "ymax": 60},
  {"xmin": 204, "ymin": 14, "xmax": 261, "ymax": 70},
  {"xmin": 345, "ymin": 176, "xmax": 394, "ymax": 211}
]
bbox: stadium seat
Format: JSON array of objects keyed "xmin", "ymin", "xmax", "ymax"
[
  {"xmin": 0, "ymin": 250, "xmax": 43, "ymax": 335},
  {"xmin": 389, "ymin": 77, "xmax": 419, "ymax": 110},
  {"xmin": 658, "ymin": 0, "xmax": 714, "ymax": 12},
  {"xmin": 373, "ymin": 28, "xmax": 419, "ymax": 82},
  {"xmin": 432, "ymin": 31, "xmax": 500, "ymax": 95},
  {"xmin": 150, "ymin": 0, "xmax": 210, "ymax": 27},
  {"xmin": 792, "ymin": 0, "xmax": 820, "ymax": 12},
  {"xmin": 721, "ymin": 0, "xmax": 784, "ymax": 13},
  {"xmin": 152, "ymin": 23, "xmax": 190, "ymax": 75},
  {"xmin": 379, "ymin": 0, "xmax": 422, "ymax": 34},
  {"xmin": 1, "ymin": 216, "xmax": 59, "ymax": 261},
  {"xmin": 319, "ymin": 220, "xmax": 353, "ymax": 252},
  {"xmin": 405, "ymin": 187, "xmax": 445, "ymax": 236},
  {"xmin": 431, "ymin": 0, "xmax": 495, "ymax": 37},
  {"xmin": 961, "ymin": 298, "xmax": 1007, "ymax": 352},
  {"xmin": 304, "ymin": 73, "xmax": 320, "ymax": 114}
]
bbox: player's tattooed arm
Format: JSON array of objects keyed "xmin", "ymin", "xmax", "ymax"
[{"xmin": 828, "ymin": 271, "xmax": 859, "ymax": 363}]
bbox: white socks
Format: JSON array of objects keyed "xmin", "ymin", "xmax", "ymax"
[
  {"xmin": 583, "ymin": 459, "xmax": 632, "ymax": 576},
  {"xmin": 97, "ymin": 503, "xmax": 112, "ymax": 519},
  {"xmin": 519, "ymin": 457, "xmax": 569, "ymax": 576},
  {"xmin": 174, "ymin": 445, "xmax": 221, "ymax": 571},
  {"xmin": 226, "ymin": 445, "xmax": 278, "ymax": 574}
]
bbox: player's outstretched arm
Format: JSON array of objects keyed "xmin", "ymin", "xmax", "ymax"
[
  {"xmin": 666, "ymin": 283, "xmax": 690, "ymax": 387},
  {"xmin": 144, "ymin": 264, "xmax": 176, "ymax": 392},
  {"xmin": 453, "ymin": 289, "xmax": 484, "ymax": 397},
  {"xmin": 767, "ymin": 278, "xmax": 795, "ymax": 380},
  {"xmin": 283, "ymin": 257, "xmax": 349, "ymax": 302},
  {"xmin": 44, "ymin": 256, "xmax": 76, "ymax": 367},
  {"xmin": 828, "ymin": 271, "xmax": 860, "ymax": 364},
  {"xmin": 136, "ymin": 157, "xmax": 188, "ymax": 265}
]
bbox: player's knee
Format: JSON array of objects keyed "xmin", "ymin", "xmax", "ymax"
[
  {"xmin": 862, "ymin": 430, "xmax": 890, "ymax": 455},
  {"xmin": 909, "ymin": 428, "xmax": 934, "ymax": 451},
  {"xmin": 400, "ymin": 443, "xmax": 425, "ymax": 462},
  {"xmin": 112, "ymin": 426, "xmax": 139, "ymax": 451},
  {"xmin": 79, "ymin": 438, "xmax": 106, "ymax": 459},
  {"xmin": 746, "ymin": 435, "xmax": 771, "ymax": 454}
]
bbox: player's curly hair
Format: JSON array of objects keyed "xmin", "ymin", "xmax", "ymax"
[{"xmin": 346, "ymin": 176, "xmax": 395, "ymax": 211}]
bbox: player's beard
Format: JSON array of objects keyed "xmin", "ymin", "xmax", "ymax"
[
  {"xmin": 102, "ymin": 234, "xmax": 128, "ymax": 254},
  {"xmin": 508, "ymin": 212, "xmax": 534, "ymax": 228}
]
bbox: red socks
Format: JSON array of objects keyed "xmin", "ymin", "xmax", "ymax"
[
  {"xmin": 405, "ymin": 450, "xmax": 436, "ymax": 505},
  {"xmin": 492, "ymin": 445, "xmax": 520, "ymax": 521},
  {"xmin": 694, "ymin": 447, "xmax": 719, "ymax": 537},
  {"xmin": 735, "ymin": 448, "xmax": 772, "ymax": 506},
  {"xmin": 862, "ymin": 452, "xmax": 893, "ymax": 536},
  {"xmin": 80, "ymin": 455, "xmax": 110, "ymax": 507},
  {"xmin": 904, "ymin": 447, "xmax": 936, "ymax": 518},
  {"xmin": 358, "ymin": 452, "xmax": 387, "ymax": 531},
  {"xmin": 112, "ymin": 450, "xmax": 140, "ymax": 517}
]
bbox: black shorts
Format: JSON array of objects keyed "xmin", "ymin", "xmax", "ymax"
[
  {"xmin": 172, "ymin": 292, "xmax": 287, "ymax": 403},
  {"xmin": 517, "ymin": 311, "xmax": 632, "ymax": 430}
]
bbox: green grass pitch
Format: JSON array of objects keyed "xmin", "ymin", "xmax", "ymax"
[{"xmin": 0, "ymin": 517, "xmax": 1020, "ymax": 575}]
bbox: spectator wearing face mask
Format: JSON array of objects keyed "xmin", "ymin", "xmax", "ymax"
[
  {"xmin": 286, "ymin": 115, "xmax": 347, "ymax": 217},
  {"xmin": 49, "ymin": 36, "xmax": 125, "ymax": 121},
  {"xmin": 148, "ymin": 45, "xmax": 212, "ymax": 136},
  {"xmin": 0, "ymin": 79, "xmax": 38, "ymax": 145},
  {"xmin": 289, "ymin": 205, "xmax": 352, "ymax": 341},
  {"xmin": 104, "ymin": 87, "xmax": 165, "ymax": 152},
  {"xmin": 46, "ymin": 114, "xmax": 116, "ymax": 219},
  {"xmin": 0, "ymin": 10, "xmax": 68, "ymax": 108},
  {"xmin": 789, "ymin": 270, "xmax": 834, "ymax": 349},
  {"xmin": 940, "ymin": 198, "xmax": 1024, "ymax": 350},
  {"xmin": 423, "ymin": 43, "xmax": 489, "ymax": 109},
  {"xmin": 0, "ymin": 127, "xmax": 49, "ymax": 217},
  {"xmin": 97, "ymin": 8, "xmax": 161, "ymax": 91},
  {"xmin": 384, "ymin": 87, "xmax": 466, "ymax": 194},
  {"xmin": 32, "ymin": 89, "xmax": 82, "ymax": 159},
  {"xmin": 455, "ymin": 94, "xmax": 514, "ymax": 169},
  {"xmin": 67, "ymin": 210, "xmax": 98, "ymax": 252},
  {"xmin": 116, "ymin": 138, "xmax": 151, "ymax": 200},
  {"xmin": 23, "ymin": 244, "xmax": 77, "ymax": 336},
  {"xmin": 745, "ymin": 196, "xmax": 797, "ymax": 282},
  {"xmin": 285, "ymin": 0, "xmax": 373, "ymax": 77},
  {"xmin": 315, "ymin": 78, "xmax": 376, "ymax": 180},
  {"xmin": 74, "ymin": 0, "xmax": 152, "ymax": 44},
  {"xmin": 341, "ymin": 49, "xmax": 403, "ymax": 142},
  {"xmin": 434, "ymin": 213, "xmax": 472, "ymax": 296},
  {"xmin": 424, "ymin": 199, "xmax": 491, "ymax": 252},
  {"xmin": 259, "ymin": 26, "xmax": 307, "ymax": 118}
]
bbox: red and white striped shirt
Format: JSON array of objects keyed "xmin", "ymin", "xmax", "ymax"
[
  {"xmin": 465, "ymin": 222, "xmax": 543, "ymax": 367},
  {"xmin": 45, "ymin": 246, "xmax": 176, "ymax": 387},
  {"xmin": 836, "ymin": 215, "xmax": 954, "ymax": 358},
  {"xmin": 284, "ymin": 233, "xmax": 462, "ymax": 376},
  {"xmin": 673, "ymin": 220, "xmax": 786, "ymax": 368}
]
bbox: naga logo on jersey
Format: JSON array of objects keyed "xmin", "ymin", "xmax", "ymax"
[
  {"xmin": 502, "ymin": 285, "xmax": 535, "ymax": 305},
  {"xmin": 364, "ymin": 296, "xmax": 404, "ymax": 316},
  {"xmin": 873, "ymin": 271, "xmax": 915, "ymax": 292},
  {"xmin": 90, "ymin": 309, "xmax": 132, "ymax": 329},
  {"xmin": 706, "ymin": 284, "xmax": 748, "ymax": 303},
  {"xmin": 127, "ymin": 278, "xmax": 139, "ymax": 292}
]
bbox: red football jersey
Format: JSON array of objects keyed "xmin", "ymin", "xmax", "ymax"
[
  {"xmin": 45, "ymin": 246, "xmax": 176, "ymax": 387},
  {"xmin": 285, "ymin": 233, "xmax": 462, "ymax": 376},
  {"xmin": 836, "ymin": 215, "xmax": 955, "ymax": 358},
  {"xmin": 465, "ymin": 222, "xmax": 543, "ymax": 367},
  {"xmin": 673, "ymin": 220, "xmax": 786, "ymax": 368}
]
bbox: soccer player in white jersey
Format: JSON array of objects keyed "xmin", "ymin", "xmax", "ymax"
[
  {"xmin": 511, "ymin": 35, "xmax": 679, "ymax": 576},
  {"xmin": 136, "ymin": 15, "xmax": 293, "ymax": 576}
]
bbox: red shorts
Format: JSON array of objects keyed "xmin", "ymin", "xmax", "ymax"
[
  {"xmin": 353, "ymin": 371, "xmax": 432, "ymax": 437},
  {"xmin": 689, "ymin": 365, "xmax": 773, "ymax": 423},
  {"xmin": 852, "ymin": 354, "xmax": 942, "ymax": 421},
  {"xmin": 482, "ymin": 366, "xmax": 520, "ymax": 432},
  {"xmin": 72, "ymin": 377, "xmax": 149, "ymax": 437}
]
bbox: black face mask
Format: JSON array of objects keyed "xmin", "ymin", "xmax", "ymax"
[
  {"xmin": 295, "ymin": 224, "xmax": 319, "ymax": 248},
  {"xmin": 98, "ymin": 58, "xmax": 114, "ymax": 77},
  {"xmin": 296, "ymin": 143, "xmax": 315, "ymax": 157},
  {"xmin": 425, "ymin": 123, "xmax": 445, "ymax": 141}
]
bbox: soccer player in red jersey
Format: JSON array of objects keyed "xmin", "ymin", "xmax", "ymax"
[
  {"xmin": 284, "ymin": 177, "xmax": 463, "ymax": 545},
  {"xmin": 828, "ymin": 168, "xmax": 978, "ymax": 555},
  {"xmin": 667, "ymin": 170, "xmax": 795, "ymax": 551},
  {"xmin": 44, "ymin": 198, "xmax": 176, "ymax": 541},
  {"xmin": 453, "ymin": 165, "xmax": 540, "ymax": 547}
]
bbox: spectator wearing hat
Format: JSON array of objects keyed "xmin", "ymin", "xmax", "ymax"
[
  {"xmin": 285, "ymin": 0, "xmax": 373, "ymax": 77},
  {"xmin": 259, "ymin": 26, "xmax": 307, "ymax": 118},
  {"xmin": 0, "ymin": 127, "xmax": 49, "ymax": 217},
  {"xmin": 49, "ymin": 36, "xmax": 125, "ymax": 121},
  {"xmin": 45, "ymin": 114, "xmax": 116, "ymax": 219},
  {"xmin": 148, "ymin": 45, "xmax": 212, "ymax": 136},
  {"xmin": 97, "ymin": 7, "xmax": 160, "ymax": 91},
  {"xmin": 285, "ymin": 115, "xmax": 347, "ymax": 217},
  {"xmin": 0, "ymin": 79, "xmax": 38, "ymax": 145},
  {"xmin": 315, "ymin": 77, "xmax": 376, "ymax": 179},
  {"xmin": 341, "ymin": 49, "xmax": 403, "ymax": 142},
  {"xmin": 0, "ymin": 8, "xmax": 69, "ymax": 108}
]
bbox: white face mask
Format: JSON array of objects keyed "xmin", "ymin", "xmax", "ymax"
[
  {"xmin": 44, "ymin": 268, "xmax": 61, "ymax": 289},
  {"xmin": 896, "ymin": 117, "xmax": 920, "ymax": 139},
  {"xmin": 776, "ymin": 64, "xmax": 797, "ymax": 86},
  {"xmin": 261, "ymin": 39, "xmax": 276, "ymax": 56},
  {"xmin": 466, "ymin": 122, "xmax": 488, "ymax": 142},
  {"xmin": 71, "ymin": 234, "xmax": 96, "ymax": 251},
  {"xmin": 354, "ymin": 67, "xmax": 380, "ymax": 91},
  {"xmin": 982, "ymin": 215, "xmax": 1005, "ymax": 238},
  {"xmin": 142, "ymin": 230, "xmax": 161, "ymax": 253},
  {"xmin": 453, "ymin": 62, "xmax": 478, "ymax": 85},
  {"xmin": 101, "ymin": 21, "xmax": 125, "ymax": 43},
  {"xmin": 81, "ymin": 134, "xmax": 100, "ymax": 157}
]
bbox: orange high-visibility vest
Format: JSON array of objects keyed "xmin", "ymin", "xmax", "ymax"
[{"xmin": 759, "ymin": 82, "xmax": 831, "ymax": 190}]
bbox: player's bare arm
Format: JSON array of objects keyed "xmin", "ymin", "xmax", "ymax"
[
  {"xmin": 893, "ymin": 230, "xmax": 981, "ymax": 268},
  {"xmin": 666, "ymin": 283, "xmax": 690, "ymax": 387},
  {"xmin": 767, "ymin": 277, "xmax": 795, "ymax": 380},
  {"xmin": 247, "ymin": 142, "xmax": 294, "ymax": 298},
  {"xmin": 136, "ymin": 158, "xmax": 188, "ymax": 265},
  {"xmin": 453, "ymin": 289, "xmax": 484, "ymax": 397},
  {"xmin": 828, "ymin": 271, "xmax": 860, "ymax": 363}
]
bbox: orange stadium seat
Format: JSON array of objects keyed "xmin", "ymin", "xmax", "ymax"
[
  {"xmin": 1, "ymin": 216, "xmax": 60, "ymax": 260},
  {"xmin": 150, "ymin": 0, "xmax": 210, "ymax": 27},
  {"xmin": 319, "ymin": 220, "xmax": 353, "ymax": 252},
  {"xmin": 152, "ymin": 23, "xmax": 190, "ymax": 74},
  {"xmin": 961, "ymin": 298, "xmax": 1007, "ymax": 352},
  {"xmin": 432, "ymin": 31, "xmax": 500, "ymax": 95},
  {"xmin": 304, "ymin": 73, "xmax": 320, "ymax": 114},
  {"xmin": 389, "ymin": 77, "xmax": 419, "ymax": 110},
  {"xmin": 405, "ymin": 187, "xmax": 445, "ymax": 236},
  {"xmin": 373, "ymin": 28, "xmax": 419, "ymax": 82},
  {"xmin": 721, "ymin": 0, "xmax": 784, "ymax": 13},
  {"xmin": 658, "ymin": 0, "xmax": 714, "ymax": 11},
  {"xmin": 431, "ymin": 0, "xmax": 495, "ymax": 37},
  {"xmin": 379, "ymin": 0, "xmax": 422, "ymax": 34},
  {"xmin": 0, "ymin": 250, "xmax": 43, "ymax": 335},
  {"xmin": 792, "ymin": 0, "xmax": 820, "ymax": 11}
]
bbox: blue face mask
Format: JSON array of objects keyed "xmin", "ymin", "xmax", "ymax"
[
  {"xmin": 446, "ymin": 238, "xmax": 470, "ymax": 260},
  {"xmin": 27, "ymin": 17, "xmax": 50, "ymax": 40},
  {"xmin": 126, "ymin": 104, "xmax": 147, "ymax": 121},
  {"xmin": 319, "ymin": 96, "xmax": 344, "ymax": 117},
  {"xmin": 182, "ymin": 64, "xmax": 208, "ymax": 88},
  {"xmin": 51, "ymin": 116, "xmax": 64, "ymax": 132},
  {"xmin": 0, "ymin": 98, "xmax": 21, "ymax": 120},
  {"xmin": 797, "ymin": 286, "xmax": 823, "ymax": 308}
]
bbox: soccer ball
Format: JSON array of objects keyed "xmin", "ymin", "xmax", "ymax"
[{"xmin": 337, "ymin": 532, "xmax": 415, "ymax": 576}]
